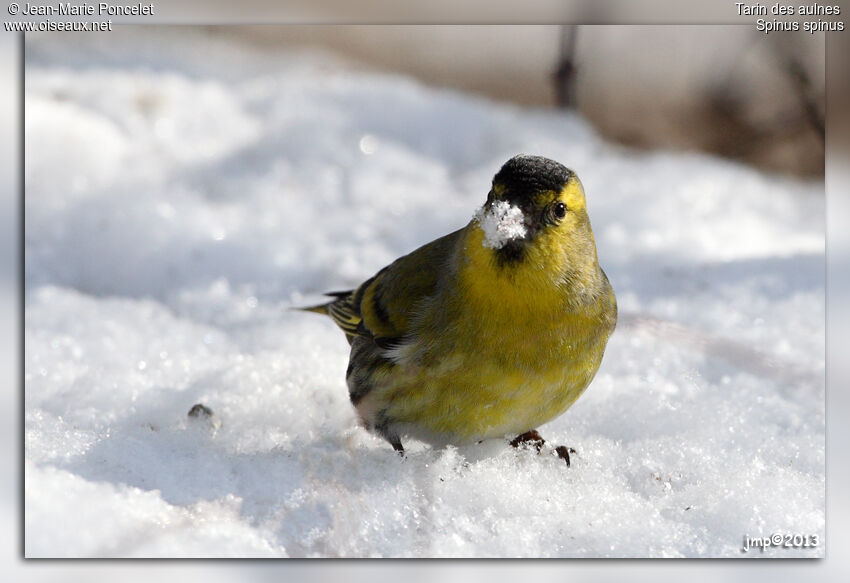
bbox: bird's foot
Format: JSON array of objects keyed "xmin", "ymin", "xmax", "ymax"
[
  {"xmin": 510, "ymin": 429, "xmax": 546, "ymax": 452},
  {"xmin": 511, "ymin": 430, "xmax": 576, "ymax": 467},
  {"xmin": 390, "ymin": 438, "xmax": 405, "ymax": 457},
  {"xmin": 554, "ymin": 445, "xmax": 577, "ymax": 467}
]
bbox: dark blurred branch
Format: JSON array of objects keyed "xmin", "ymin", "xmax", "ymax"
[
  {"xmin": 784, "ymin": 55, "xmax": 825, "ymax": 143},
  {"xmin": 553, "ymin": 25, "xmax": 578, "ymax": 109}
]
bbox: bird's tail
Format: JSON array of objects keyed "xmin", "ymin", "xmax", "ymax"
[
  {"xmin": 295, "ymin": 290, "xmax": 352, "ymax": 316},
  {"xmin": 296, "ymin": 302, "xmax": 331, "ymax": 316},
  {"xmin": 295, "ymin": 290, "xmax": 360, "ymax": 344}
]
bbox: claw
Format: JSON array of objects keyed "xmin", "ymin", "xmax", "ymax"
[
  {"xmin": 510, "ymin": 429, "xmax": 546, "ymax": 452},
  {"xmin": 512, "ymin": 430, "xmax": 576, "ymax": 466},
  {"xmin": 555, "ymin": 445, "xmax": 577, "ymax": 467},
  {"xmin": 390, "ymin": 439, "xmax": 405, "ymax": 456}
]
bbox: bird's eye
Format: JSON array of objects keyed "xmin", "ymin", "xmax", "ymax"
[{"xmin": 553, "ymin": 202, "xmax": 567, "ymax": 219}]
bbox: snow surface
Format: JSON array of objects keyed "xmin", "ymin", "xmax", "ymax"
[{"xmin": 24, "ymin": 28, "xmax": 824, "ymax": 558}]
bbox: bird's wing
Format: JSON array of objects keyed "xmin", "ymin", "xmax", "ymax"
[{"xmin": 323, "ymin": 228, "xmax": 463, "ymax": 346}]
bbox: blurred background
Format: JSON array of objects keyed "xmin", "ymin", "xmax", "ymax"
[
  {"xmin": 222, "ymin": 25, "xmax": 825, "ymax": 177},
  {"xmin": 4, "ymin": 0, "xmax": 849, "ymax": 563},
  {"xmin": 15, "ymin": 18, "xmax": 841, "ymax": 576}
]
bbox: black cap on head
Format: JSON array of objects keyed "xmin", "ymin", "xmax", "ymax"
[{"xmin": 492, "ymin": 155, "xmax": 572, "ymax": 205}]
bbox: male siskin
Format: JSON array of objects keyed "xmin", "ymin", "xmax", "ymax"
[{"xmin": 303, "ymin": 155, "xmax": 616, "ymax": 465}]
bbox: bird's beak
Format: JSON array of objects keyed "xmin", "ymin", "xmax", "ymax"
[{"xmin": 475, "ymin": 200, "xmax": 528, "ymax": 250}]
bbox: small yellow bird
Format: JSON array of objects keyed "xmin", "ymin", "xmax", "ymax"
[{"xmin": 303, "ymin": 155, "xmax": 616, "ymax": 465}]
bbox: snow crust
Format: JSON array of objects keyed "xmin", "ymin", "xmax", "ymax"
[{"xmin": 24, "ymin": 29, "xmax": 824, "ymax": 558}]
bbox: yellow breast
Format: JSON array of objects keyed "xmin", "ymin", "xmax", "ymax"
[{"xmin": 359, "ymin": 224, "xmax": 615, "ymax": 444}]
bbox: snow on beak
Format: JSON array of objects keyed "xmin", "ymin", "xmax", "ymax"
[{"xmin": 474, "ymin": 200, "xmax": 528, "ymax": 249}]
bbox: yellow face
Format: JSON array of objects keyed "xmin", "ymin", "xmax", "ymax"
[
  {"xmin": 479, "ymin": 173, "xmax": 590, "ymax": 267},
  {"xmin": 531, "ymin": 177, "xmax": 594, "ymax": 276},
  {"xmin": 559, "ymin": 175, "xmax": 587, "ymax": 215},
  {"xmin": 522, "ymin": 175, "xmax": 588, "ymax": 232}
]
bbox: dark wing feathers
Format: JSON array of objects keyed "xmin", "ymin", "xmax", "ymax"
[
  {"xmin": 306, "ymin": 228, "xmax": 463, "ymax": 346},
  {"xmin": 327, "ymin": 296, "xmax": 361, "ymax": 340}
]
